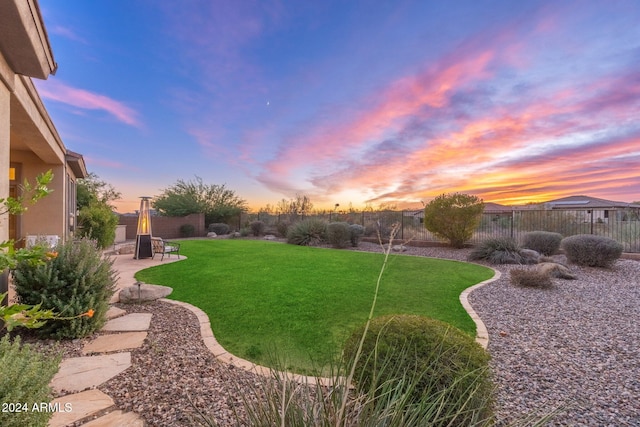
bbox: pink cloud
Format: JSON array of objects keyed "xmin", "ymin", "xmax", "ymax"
[{"xmin": 37, "ymin": 80, "xmax": 141, "ymax": 127}]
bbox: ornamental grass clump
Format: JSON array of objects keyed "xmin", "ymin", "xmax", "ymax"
[
  {"xmin": 0, "ymin": 335, "xmax": 61, "ymax": 427},
  {"xmin": 468, "ymin": 236, "xmax": 534, "ymax": 265},
  {"xmin": 561, "ymin": 234, "xmax": 623, "ymax": 268},
  {"xmin": 286, "ymin": 218, "xmax": 327, "ymax": 246},
  {"xmin": 522, "ymin": 231, "xmax": 563, "ymax": 256},
  {"xmin": 13, "ymin": 238, "xmax": 116, "ymax": 339}
]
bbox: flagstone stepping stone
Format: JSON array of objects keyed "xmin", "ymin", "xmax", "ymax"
[
  {"xmin": 102, "ymin": 313, "xmax": 152, "ymax": 332},
  {"xmin": 48, "ymin": 389, "xmax": 115, "ymax": 427},
  {"xmin": 51, "ymin": 353, "xmax": 131, "ymax": 393},
  {"xmin": 105, "ymin": 305, "xmax": 126, "ymax": 320},
  {"xmin": 82, "ymin": 332, "xmax": 147, "ymax": 354},
  {"xmin": 119, "ymin": 283, "xmax": 172, "ymax": 303},
  {"xmin": 81, "ymin": 410, "xmax": 145, "ymax": 426}
]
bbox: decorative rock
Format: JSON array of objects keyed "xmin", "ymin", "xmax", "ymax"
[
  {"xmin": 264, "ymin": 234, "xmax": 276, "ymax": 240},
  {"xmin": 207, "ymin": 232, "xmax": 217, "ymax": 238},
  {"xmin": 117, "ymin": 244, "xmax": 135, "ymax": 255},
  {"xmin": 233, "ymin": 231, "xmax": 241, "ymax": 237},
  {"xmin": 119, "ymin": 282, "xmax": 172, "ymax": 303},
  {"xmin": 537, "ymin": 262, "xmax": 576, "ymax": 280},
  {"xmin": 392, "ymin": 245, "xmax": 407, "ymax": 252},
  {"xmin": 519, "ymin": 248, "xmax": 541, "ymax": 264}
]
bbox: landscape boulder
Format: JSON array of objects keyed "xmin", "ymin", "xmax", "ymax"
[
  {"xmin": 207, "ymin": 232, "xmax": 217, "ymax": 238},
  {"xmin": 519, "ymin": 249, "xmax": 541, "ymax": 264},
  {"xmin": 536, "ymin": 262, "xmax": 576, "ymax": 280},
  {"xmin": 119, "ymin": 282, "xmax": 173, "ymax": 303}
]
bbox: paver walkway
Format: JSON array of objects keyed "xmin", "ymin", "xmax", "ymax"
[{"xmin": 47, "ymin": 248, "xmax": 183, "ymax": 427}]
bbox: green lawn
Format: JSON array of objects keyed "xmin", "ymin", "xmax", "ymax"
[{"xmin": 135, "ymin": 239, "xmax": 494, "ymax": 375}]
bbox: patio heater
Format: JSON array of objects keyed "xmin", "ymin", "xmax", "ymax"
[{"xmin": 134, "ymin": 196, "xmax": 153, "ymax": 259}]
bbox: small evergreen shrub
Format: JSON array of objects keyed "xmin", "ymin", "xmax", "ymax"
[
  {"xmin": 13, "ymin": 238, "xmax": 116, "ymax": 339},
  {"xmin": 510, "ymin": 268, "xmax": 553, "ymax": 288},
  {"xmin": 326, "ymin": 222, "xmax": 351, "ymax": 248},
  {"xmin": 424, "ymin": 193, "xmax": 484, "ymax": 248},
  {"xmin": 208, "ymin": 223, "xmax": 230, "ymax": 235},
  {"xmin": 561, "ymin": 234, "xmax": 623, "ymax": 267},
  {"xmin": 348, "ymin": 223, "xmax": 365, "ymax": 247},
  {"xmin": 468, "ymin": 237, "xmax": 535, "ymax": 264},
  {"xmin": 286, "ymin": 219, "xmax": 327, "ymax": 246},
  {"xmin": 343, "ymin": 315, "xmax": 493, "ymax": 425},
  {"xmin": 275, "ymin": 221, "xmax": 290, "ymax": 238},
  {"xmin": 77, "ymin": 203, "xmax": 118, "ymax": 248},
  {"xmin": 0, "ymin": 336, "xmax": 61, "ymax": 427},
  {"xmin": 250, "ymin": 220, "xmax": 265, "ymax": 236},
  {"xmin": 522, "ymin": 231, "xmax": 563, "ymax": 256},
  {"xmin": 239, "ymin": 227, "xmax": 251, "ymax": 237},
  {"xmin": 180, "ymin": 223, "xmax": 195, "ymax": 237}
]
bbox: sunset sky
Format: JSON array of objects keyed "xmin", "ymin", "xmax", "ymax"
[{"xmin": 36, "ymin": 1, "xmax": 640, "ymax": 212}]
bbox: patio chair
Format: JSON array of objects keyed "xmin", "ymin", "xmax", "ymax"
[{"xmin": 151, "ymin": 237, "xmax": 181, "ymax": 261}]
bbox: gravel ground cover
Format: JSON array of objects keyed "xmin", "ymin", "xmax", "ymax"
[{"xmin": 11, "ymin": 240, "xmax": 640, "ymax": 426}]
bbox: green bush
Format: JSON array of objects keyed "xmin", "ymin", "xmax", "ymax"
[
  {"xmin": 77, "ymin": 203, "xmax": 118, "ymax": 248},
  {"xmin": 0, "ymin": 336, "xmax": 61, "ymax": 427},
  {"xmin": 468, "ymin": 237, "xmax": 535, "ymax": 264},
  {"xmin": 522, "ymin": 231, "xmax": 563, "ymax": 256},
  {"xmin": 510, "ymin": 268, "xmax": 553, "ymax": 288},
  {"xmin": 250, "ymin": 220, "xmax": 265, "ymax": 236},
  {"xmin": 13, "ymin": 238, "xmax": 116, "ymax": 339},
  {"xmin": 349, "ymin": 223, "xmax": 365, "ymax": 247},
  {"xmin": 343, "ymin": 314, "xmax": 493, "ymax": 426},
  {"xmin": 326, "ymin": 222, "xmax": 351, "ymax": 248},
  {"xmin": 424, "ymin": 193, "xmax": 484, "ymax": 248},
  {"xmin": 208, "ymin": 223, "xmax": 230, "ymax": 235},
  {"xmin": 561, "ymin": 234, "xmax": 623, "ymax": 267},
  {"xmin": 180, "ymin": 223, "xmax": 195, "ymax": 237},
  {"xmin": 275, "ymin": 221, "xmax": 290, "ymax": 238},
  {"xmin": 286, "ymin": 219, "xmax": 327, "ymax": 246}
]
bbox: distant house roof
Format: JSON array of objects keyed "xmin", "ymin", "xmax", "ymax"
[
  {"xmin": 543, "ymin": 195, "xmax": 640, "ymax": 210},
  {"xmin": 484, "ymin": 202, "xmax": 512, "ymax": 212}
]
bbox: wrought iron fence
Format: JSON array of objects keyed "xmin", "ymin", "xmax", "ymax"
[{"xmin": 240, "ymin": 208, "xmax": 640, "ymax": 253}]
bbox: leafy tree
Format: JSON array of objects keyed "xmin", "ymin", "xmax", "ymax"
[
  {"xmin": 76, "ymin": 173, "xmax": 120, "ymax": 248},
  {"xmin": 275, "ymin": 194, "xmax": 314, "ymax": 216},
  {"xmin": 153, "ymin": 176, "xmax": 247, "ymax": 225},
  {"xmin": 423, "ymin": 193, "xmax": 484, "ymax": 248},
  {"xmin": 77, "ymin": 172, "xmax": 121, "ymax": 210}
]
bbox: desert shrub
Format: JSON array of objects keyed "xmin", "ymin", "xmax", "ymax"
[
  {"xmin": 208, "ymin": 223, "xmax": 230, "ymax": 235},
  {"xmin": 468, "ymin": 237, "xmax": 535, "ymax": 264},
  {"xmin": 424, "ymin": 193, "xmax": 484, "ymax": 248},
  {"xmin": 349, "ymin": 223, "xmax": 365, "ymax": 247},
  {"xmin": 275, "ymin": 221, "xmax": 290, "ymax": 238},
  {"xmin": 13, "ymin": 238, "xmax": 116, "ymax": 339},
  {"xmin": 561, "ymin": 234, "xmax": 623, "ymax": 267},
  {"xmin": 0, "ymin": 336, "xmax": 61, "ymax": 427},
  {"xmin": 180, "ymin": 223, "xmax": 195, "ymax": 237},
  {"xmin": 77, "ymin": 203, "xmax": 118, "ymax": 248},
  {"xmin": 286, "ymin": 219, "xmax": 327, "ymax": 246},
  {"xmin": 326, "ymin": 222, "xmax": 351, "ymax": 248},
  {"xmin": 250, "ymin": 220, "xmax": 265, "ymax": 236},
  {"xmin": 510, "ymin": 268, "xmax": 553, "ymax": 288},
  {"xmin": 343, "ymin": 314, "xmax": 493, "ymax": 425},
  {"xmin": 522, "ymin": 231, "xmax": 562, "ymax": 256},
  {"xmin": 239, "ymin": 227, "xmax": 251, "ymax": 237}
]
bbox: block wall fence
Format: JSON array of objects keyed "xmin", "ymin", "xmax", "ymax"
[{"xmin": 118, "ymin": 213, "xmax": 205, "ymax": 240}]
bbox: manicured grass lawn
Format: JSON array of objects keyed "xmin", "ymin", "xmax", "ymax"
[{"xmin": 135, "ymin": 239, "xmax": 494, "ymax": 375}]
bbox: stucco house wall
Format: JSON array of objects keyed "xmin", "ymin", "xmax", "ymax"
[{"xmin": 0, "ymin": 0, "xmax": 87, "ymax": 245}]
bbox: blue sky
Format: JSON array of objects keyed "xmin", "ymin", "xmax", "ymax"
[{"xmin": 37, "ymin": 0, "xmax": 640, "ymax": 212}]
